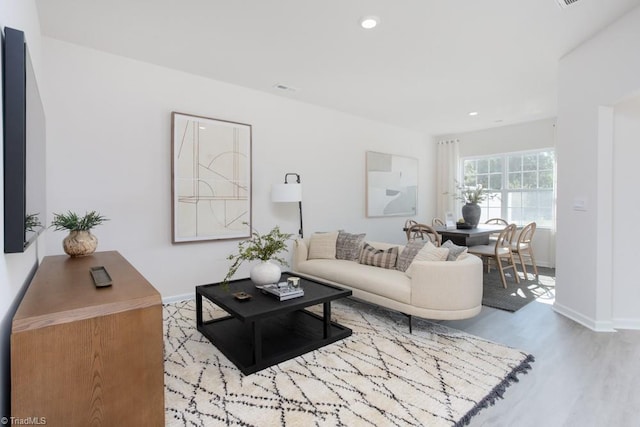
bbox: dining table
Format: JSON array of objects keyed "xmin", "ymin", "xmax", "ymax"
[{"xmin": 432, "ymin": 224, "xmax": 507, "ymax": 246}]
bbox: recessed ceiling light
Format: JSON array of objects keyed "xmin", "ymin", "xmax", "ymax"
[
  {"xmin": 360, "ymin": 16, "xmax": 380, "ymax": 29},
  {"xmin": 199, "ymin": 126, "xmax": 206, "ymax": 129},
  {"xmin": 468, "ymin": 111, "xmax": 479, "ymax": 116}
]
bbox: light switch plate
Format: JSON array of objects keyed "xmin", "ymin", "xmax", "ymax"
[{"xmin": 573, "ymin": 197, "xmax": 587, "ymax": 211}]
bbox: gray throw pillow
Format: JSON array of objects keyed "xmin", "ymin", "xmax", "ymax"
[
  {"xmin": 336, "ymin": 231, "xmax": 366, "ymax": 261},
  {"xmin": 442, "ymin": 240, "xmax": 468, "ymax": 261},
  {"xmin": 396, "ymin": 240, "xmax": 427, "ymax": 272}
]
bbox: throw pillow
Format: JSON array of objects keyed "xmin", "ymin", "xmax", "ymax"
[
  {"xmin": 359, "ymin": 243, "xmax": 399, "ymax": 269},
  {"xmin": 412, "ymin": 241, "xmax": 450, "ymax": 262},
  {"xmin": 336, "ymin": 231, "xmax": 366, "ymax": 261},
  {"xmin": 405, "ymin": 241, "xmax": 450, "ymax": 278},
  {"xmin": 396, "ymin": 240, "xmax": 427, "ymax": 272},
  {"xmin": 441, "ymin": 240, "xmax": 469, "ymax": 261},
  {"xmin": 308, "ymin": 231, "xmax": 339, "ymax": 259}
]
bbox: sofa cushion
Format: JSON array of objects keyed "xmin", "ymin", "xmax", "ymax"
[
  {"xmin": 359, "ymin": 243, "xmax": 398, "ymax": 269},
  {"xmin": 336, "ymin": 231, "xmax": 366, "ymax": 261},
  {"xmin": 396, "ymin": 240, "xmax": 427, "ymax": 272},
  {"xmin": 308, "ymin": 231, "xmax": 339, "ymax": 259},
  {"xmin": 295, "ymin": 259, "xmax": 411, "ymax": 304},
  {"xmin": 442, "ymin": 240, "xmax": 469, "ymax": 261},
  {"xmin": 405, "ymin": 242, "xmax": 450, "ymax": 278}
]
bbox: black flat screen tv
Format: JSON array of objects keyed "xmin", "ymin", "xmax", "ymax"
[{"xmin": 3, "ymin": 27, "xmax": 46, "ymax": 253}]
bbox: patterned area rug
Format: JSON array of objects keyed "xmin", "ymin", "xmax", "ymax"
[
  {"xmin": 164, "ymin": 299, "xmax": 533, "ymax": 426},
  {"xmin": 482, "ymin": 266, "xmax": 556, "ymax": 312}
]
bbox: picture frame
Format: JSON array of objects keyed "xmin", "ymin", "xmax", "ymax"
[
  {"xmin": 445, "ymin": 212, "xmax": 456, "ymax": 229},
  {"xmin": 366, "ymin": 151, "xmax": 418, "ymax": 217},
  {"xmin": 171, "ymin": 112, "xmax": 252, "ymax": 242}
]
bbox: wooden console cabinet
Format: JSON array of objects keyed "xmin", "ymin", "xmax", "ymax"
[{"xmin": 11, "ymin": 251, "xmax": 165, "ymax": 426}]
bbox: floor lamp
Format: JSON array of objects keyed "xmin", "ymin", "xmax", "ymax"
[{"xmin": 271, "ymin": 173, "xmax": 303, "ymax": 238}]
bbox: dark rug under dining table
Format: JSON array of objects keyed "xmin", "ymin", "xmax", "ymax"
[{"xmin": 481, "ymin": 266, "xmax": 555, "ymax": 312}]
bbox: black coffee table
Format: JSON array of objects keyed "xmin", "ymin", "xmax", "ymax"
[{"xmin": 196, "ymin": 273, "xmax": 352, "ymax": 375}]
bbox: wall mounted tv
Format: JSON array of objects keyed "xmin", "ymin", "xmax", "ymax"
[{"xmin": 3, "ymin": 27, "xmax": 46, "ymax": 253}]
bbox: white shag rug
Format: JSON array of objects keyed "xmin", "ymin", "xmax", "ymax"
[{"xmin": 164, "ymin": 299, "xmax": 533, "ymax": 426}]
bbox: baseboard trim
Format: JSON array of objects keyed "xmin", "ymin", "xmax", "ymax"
[
  {"xmin": 536, "ymin": 261, "xmax": 555, "ymax": 268},
  {"xmin": 612, "ymin": 318, "xmax": 640, "ymax": 330},
  {"xmin": 162, "ymin": 293, "xmax": 194, "ymax": 304},
  {"xmin": 552, "ymin": 302, "xmax": 616, "ymax": 332}
]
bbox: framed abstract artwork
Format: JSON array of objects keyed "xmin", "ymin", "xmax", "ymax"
[
  {"xmin": 366, "ymin": 151, "xmax": 418, "ymax": 217},
  {"xmin": 171, "ymin": 112, "xmax": 252, "ymax": 242}
]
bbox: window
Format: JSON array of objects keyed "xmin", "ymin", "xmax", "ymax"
[{"xmin": 461, "ymin": 149, "xmax": 555, "ymax": 227}]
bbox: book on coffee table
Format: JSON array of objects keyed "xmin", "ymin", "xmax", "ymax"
[{"xmin": 261, "ymin": 282, "xmax": 304, "ymax": 301}]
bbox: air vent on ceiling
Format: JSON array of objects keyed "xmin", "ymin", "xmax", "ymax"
[
  {"xmin": 273, "ymin": 83, "xmax": 298, "ymax": 93},
  {"xmin": 556, "ymin": 0, "xmax": 581, "ymax": 9}
]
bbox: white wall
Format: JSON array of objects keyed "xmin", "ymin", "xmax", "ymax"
[
  {"xmin": 41, "ymin": 38, "xmax": 431, "ymax": 301},
  {"xmin": 0, "ymin": 0, "xmax": 45, "ymax": 415},
  {"xmin": 555, "ymin": 6, "xmax": 640, "ymax": 331},
  {"xmin": 436, "ymin": 118, "xmax": 557, "ymax": 268},
  {"xmin": 612, "ymin": 95, "xmax": 640, "ymax": 328}
]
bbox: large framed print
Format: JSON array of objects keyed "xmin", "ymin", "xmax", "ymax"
[
  {"xmin": 171, "ymin": 112, "xmax": 252, "ymax": 242},
  {"xmin": 366, "ymin": 151, "xmax": 418, "ymax": 217}
]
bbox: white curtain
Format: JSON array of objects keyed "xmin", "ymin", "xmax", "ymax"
[{"xmin": 436, "ymin": 139, "xmax": 460, "ymax": 221}]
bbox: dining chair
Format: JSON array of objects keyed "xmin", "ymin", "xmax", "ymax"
[
  {"xmin": 485, "ymin": 218, "xmax": 508, "ymax": 226},
  {"xmin": 468, "ymin": 223, "xmax": 520, "ymax": 288},
  {"xmin": 406, "ymin": 223, "xmax": 441, "ymax": 246},
  {"xmin": 512, "ymin": 221, "xmax": 539, "ymax": 279},
  {"xmin": 485, "ymin": 217, "xmax": 509, "ymax": 242},
  {"xmin": 432, "ymin": 217, "xmax": 445, "ymax": 227},
  {"xmin": 404, "ymin": 219, "xmax": 417, "ymax": 229},
  {"xmin": 404, "ymin": 219, "xmax": 418, "ymax": 239}
]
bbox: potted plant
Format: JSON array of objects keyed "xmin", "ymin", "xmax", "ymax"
[
  {"xmin": 455, "ymin": 183, "xmax": 490, "ymax": 205},
  {"xmin": 50, "ymin": 210, "xmax": 109, "ymax": 257},
  {"xmin": 25, "ymin": 213, "xmax": 42, "ymax": 233},
  {"xmin": 453, "ymin": 183, "xmax": 493, "ymax": 228},
  {"xmin": 222, "ymin": 225, "xmax": 292, "ymax": 288}
]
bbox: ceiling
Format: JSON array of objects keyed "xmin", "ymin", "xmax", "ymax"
[{"xmin": 35, "ymin": 0, "xmax": 640, "ymax": 136}]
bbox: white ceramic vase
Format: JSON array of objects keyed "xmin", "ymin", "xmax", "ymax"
[{"xmin": 250, "ymin": 260, "xmax": 281, "ymax": 286}]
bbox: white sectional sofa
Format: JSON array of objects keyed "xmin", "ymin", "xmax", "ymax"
[{"xmin": 292, "ymin": 235, "xmax": 483, "ymax": 332}]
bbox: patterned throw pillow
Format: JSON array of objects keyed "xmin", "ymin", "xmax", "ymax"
[
  {"xmin": 308, "ymin": 231, "xmax": 339, "ymax": 259},
  {"xmin": 359, "ymin": 243, "xmax": 399, "ymax": 269},
  {"xmin": 336, "ymin": 231, "xmax": 366, "ymax": 261},
  {"xmin": 442, "ymin": 240, "xmax": 469, "ymax": 261},
  {"xmin": 396, "ymin": 240, "xmax": 427, "ymax": 272}
]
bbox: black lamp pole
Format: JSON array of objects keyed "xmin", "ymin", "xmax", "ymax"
[{"xmin": 284, "ymin": 173, "xmax": 303, "ymax": 238}]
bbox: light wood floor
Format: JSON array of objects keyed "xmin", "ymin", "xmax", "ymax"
[{"xmin": 436, "ymin": 297, "xmax": 640, "ymax": 427}]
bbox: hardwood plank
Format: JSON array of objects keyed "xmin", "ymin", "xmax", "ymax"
[{"xmin": 435, "ymin": 302, "xmax": 640, "ymax": 427}]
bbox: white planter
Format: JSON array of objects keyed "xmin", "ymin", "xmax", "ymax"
[{"xmin": 250, "ymin": 261, "xmax": 281, "ymax": 286}]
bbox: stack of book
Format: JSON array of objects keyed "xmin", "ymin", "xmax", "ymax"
[{"xmin": 261, "ymin": 282, "xmax": 304, "ymax": 301}]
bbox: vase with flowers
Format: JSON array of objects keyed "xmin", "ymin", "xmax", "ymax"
[
  {"xmin": 453, "ymin": 183, "xmax": 492, "ymax": 228},
  {"xmin": 222, "ymin": 225, "xmax": 292, "ymax": 289}
]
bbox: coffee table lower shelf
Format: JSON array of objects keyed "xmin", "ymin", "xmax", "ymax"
[{"xmin": 198, "ymin": 309, "xmax": 352, "ymax": 375}]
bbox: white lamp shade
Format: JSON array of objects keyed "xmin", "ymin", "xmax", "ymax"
[{"xmin": 271, "ymin": 183, "xmax": 302, "ymax": 202}]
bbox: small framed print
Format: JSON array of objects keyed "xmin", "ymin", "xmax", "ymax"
[{"xmin": 445, "ymin": 212, "xmax": 456, "ymax": 229}]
